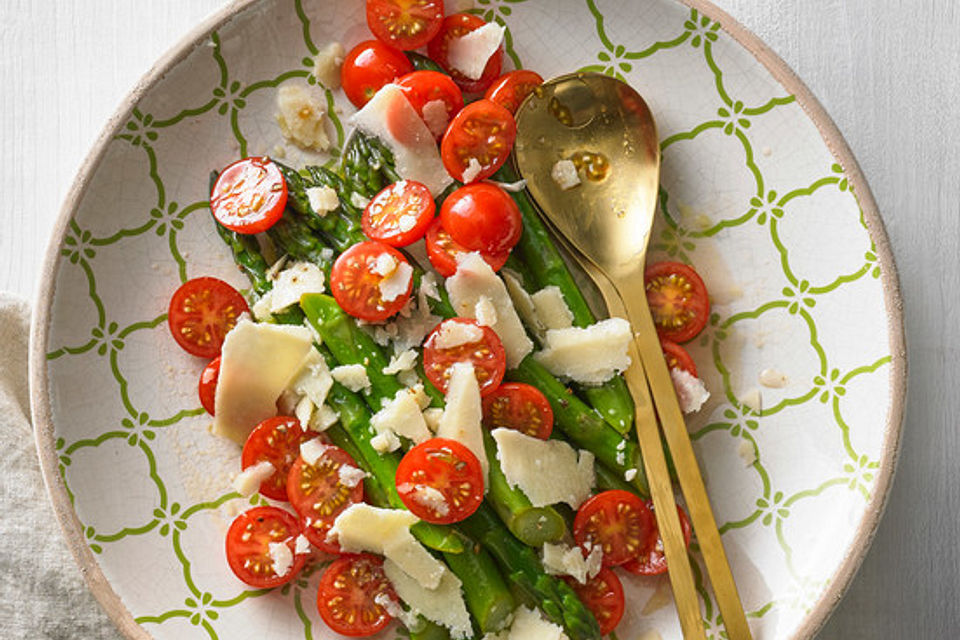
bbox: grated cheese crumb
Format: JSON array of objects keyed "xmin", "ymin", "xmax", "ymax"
[
  {"xmin": 268, "ymin": 541, "xmax": 294, "ymax": 577},
  {"xmin": 331, "ymin": 364, "xmax": 371, "ymax": 392},
  {"xmin": 551, "ymin": 159, "xmax": 580, "ymax": 190}
]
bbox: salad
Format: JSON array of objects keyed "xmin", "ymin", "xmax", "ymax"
[{"xmin": 166, "ymin": 2, "xmax": 714, "ymax": 639}]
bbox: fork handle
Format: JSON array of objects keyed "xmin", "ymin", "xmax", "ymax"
[
  {"xmin": 621, "ymin": 341, "xmax": 708, "ymax": 640},
  {"xmin": 621, "ymin": 280, "xmax": 754, "ymax": 640}
]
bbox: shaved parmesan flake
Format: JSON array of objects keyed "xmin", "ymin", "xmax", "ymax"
[
  {"xmin": 383, "ymin": 560, "xmax": 472, "ymax": 639},
  {"xmin": 759, "ymin": 368, "xmax": 789, "ymax": 388},
  {"xmin": 276, "ymin": 84, "xmax": 330, "ymax": 151},
  {"xmin": 350, "ymin": 192, "xmax": 370, "ymax": 209},
  {"xmin": 430, "ymin": 320, "xmax": 484, "ymax": 349},
  {"xmin": 313, "ymin": 41, "xmax": 344, "ymax": 89},
  {"xmin": 294, "ymin": 534, "xmax": 311, "ymax": 555},
  {"xmin": 300, "ymin": 437, "xmax": 333, "ymax": 467},
  {"xmin": 251, "ymin": 291, "xmax": 275, "ymax": 322},
  {"xmin": 506, "ymin": 606, "xmax": 568, "ymax": 640},
  {"xmin": 551, "ymin": 159, "xmax": 580, "ymax": 190},
  {"xmin": 375, "ymin": 593, "xmax": 420, "ymax": 629},
  {"xmin": 331, "ymin": 504, "xmax": 446, "ymax": 589},
  {"xmin": 502, "ymin": 270, "xmax": 544, "ymax": 338},
  {"xmin": 493, "ymin": 428, "xmax": 594, "ymax": 508},
  {"xmin": 541, "ymin": 542, "xmax": 603, "ymax": 584},
  {"xmin": 737, "ymin": 440, "xmax": 757, "ymax": 466},
  {"xmin": 213, "ymin": 319, "xmax": 313, "ymax": 444},
  {"xmin": 423, "ymin": 407, "xmax": 443, "ymax": 433},
  {"xmin": 294, "ymin": 394, "xmax": 314, "ymax": 427},
  {"xmin": 398, "ymin": 484, "xmax": 449, "ymax": 517},
  {"xmin": 338, "ymin": 464, "xmax": 367, "ymax": 488},
  {"xmin": 475, "ymin": 296, "xmax": 498, "ymax": 327},
  {"xmin": 422, "ymin": 99, "xmax": 451, "ymax": 137},
  {"xmin": 670, "ymin": 368, "xmax": 710, "ymax": 413},
  {"xmin": 487, "ymin": 178, "xmax": 527, "ymax": 192},
  {"xmin": 371, "ymin": 388, "xmax": 431, "ymax": 446},
  {"xmin": 447, "ymin": 253, "xmax": 533, "ymax": 368},
  {"xmin": 742, "ymin": 387, "xmax": 762, "ymax": 413},
  {"xmin": 531, "ymin": 286, "xmax": 573, "ymax": 330},
  {"xmin": 232, "ymin": 460, "xmax": 275, "ymax": 497},
  {"xmin": 379, "ymin": 261, "xmax": 413, "ymax": 302},
  {"xmin": 461, "ymin": 157, "xmax": 483, "ymax": 184},
  {"xmin": 534, "ymin": 318, "xmax": 631, "ymax": 385},
  {"xmin": 383, "ymin": 349, "xmax": 418, "ymax": 375},
  {"xmin": 268, "ymin": 541, "xmax": 294, "ymax": 577},
  {"xmin": 331, "ymin": 364, "xmax": 371, "ymax": 392},
  {"xmin": 308, "ymin": 403, "xmax": 340, "ymax": 432},
  {"xmin": 371, "ymin": 430, "xmax": 401, "ymax": 453},
  {"xmin": 306, "ymin": 185, "xmax": 339, "ymax": 216},
  {"xmin": 437, "ymin": 363, "xmax": 488, "ymax": 485},
  {"xmin": 271, "ymin": 262, "xmax": 326, "ymax": 312},
  {"xmin": 373, "ymin": 252, "xmax": 398, "ymax": 276},
  {"xmin": 289, "ymin": 349, "xmax": 334, "ymax": 409},
  {"xmin": 349, "ymin": 84, "xmax": 453, "ymax": 196},
  {"xmin": 447, "ymin": 22, "xmax": 505, "ymax": 80}
]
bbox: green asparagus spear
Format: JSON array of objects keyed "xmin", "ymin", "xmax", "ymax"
[
  {"xmin": 459, "ymin": 504, "xmax": 601, "ymax": 640},
  {"xmin": 494, "ymin": 163, "xmax": 636, "ymax": 435}
]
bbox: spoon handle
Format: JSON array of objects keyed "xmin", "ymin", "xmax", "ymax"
[
  {"xmin": 620, "ymin": 280, "xmax": 754, "ymax": 640},
  {"xmin": 577, "ymin": 260, "xmax": 706, "ymax": 639}
]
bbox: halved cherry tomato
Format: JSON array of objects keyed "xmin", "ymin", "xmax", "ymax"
[
  {"xmin": 424, "ymin": 218, "xmax": 509, "ymax": 277},
  {"xmin": 240, "ymin": 416, "xmax": 305, "ymax": 502},
  {"xmin": 440, "ymin": 100, "xmax": 517, "ymax": 184},
  {"xmin": 484, "ymin": 69, "xmax": 544, "ymax": 114},
  {"xmin": 210, "ymin": 157, "xmax": 288, "ymax": 234},
  {"xmin": 366, "ymin": 0, "xmax": 445, "ymax": 51},
  {"xmin": 288, "ymin": 444, "xmax": 365, "ymax": 554},
  {"xmin": 481, "ymin": 382, "xmax": 553, "ymax": 439},
  {"xmin": 644, "ymin": 261, "xmax": 710, "ymax": 343},
  {"xmin": 167, "ymin": 277, "xmax": 248, "ymax": 358},
  {"xmin": 440, "ymin": 183, "xmax": 522, "ymax": 254},
  {"xmin": 396, "ymin": 438, "xmax": 485, "ymax": 524},
  {"xmin": 661, "ymin": 339, "xmax": 698, "ymax": 377},
  {"xmin": 341, "ymin": 40, "xmax": 414, "ymax": 108},
  {"xmin": 423, "ymin": 318, "xmax": 506, "ymax": 397},
  {"xmin": 573, "ymin": 490, "xmax": 656, "ymax": 567},
  {"xmin": 362, "ymin": 180, "xmax": 435, "ymax": 247},
  {"xmin": 198, "ymin": 356, "xmax": 220, "ymax": 415},
  {"xmin": 562, "ymin": 567, "xmax": 625, "ymax": 636},
  {"xmin": 317, "ymin": 554, "xmax": 396, "ymax": 637},
  {"xmin": 428, "ymin": 13, "xmax": 504, "ymax": 94},
  {"xmin": 396, "ymin": 70, "xmax": 464, "ymax": 138},
  {"xmin": 621, "ymin": 501, "xmax": 693, "ymax": 576},
  {"xmin": 225, "ymin": 506, "xmax": 306, "ymax": 588},
  {"xmin": 330, "ymin": 241, "xmax": 414, "ymax": 322}
]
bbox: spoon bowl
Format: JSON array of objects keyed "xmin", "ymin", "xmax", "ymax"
[{"xmin": 513, "ymin": 73, "xmax": 660, "ymax": 279}]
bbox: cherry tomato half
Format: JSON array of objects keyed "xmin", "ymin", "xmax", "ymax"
[
  {"xmin": 362, "ymin": 180, "xmax": 436, "ymax": 247},
  {"xmin": 341, "ymin": 40, "xmax": 414, "ymax": 108},
  {"xmin": 440, "ymin": 100, "xmax": 517, "ymax": 184},
  {"xmin": 211, "ymin": 157, "xmax": 288, "ymax": 234},
  {"xmin": 330, "ymin": 241, "xmax": 414, "ymax": 322},
  {"xmin": 396, "ymin": 438, "xmax": 485, "ymax": 524},
  {"xmin": 428, "ymin": 13, "xmax": 504, "ymax": 94},
  {"xmin": 423, "ymin": 318, "xmax": 506, "ymax": 397},
  {"xmin": 317, "ymin": 554, "xmax": 396, "ymax": 637},
  {"xmin": 481, "ymin": 382, "xmax": 553, "ymax": 439},
  {"xmin": 621, "ymin": 501, "xmax": 693, "ymax": 576},
  {"xmin": 573, "ymin": 490, "xmax": 656, "ymax": 567},
  {"xmin": 167, "ymin": 277, "xmax": 248, "ymax": 359},
  {"xmin": 644, "ymin": 261, "xmax": 710, "ymax": 343},
  {"xmin": 288, "ymin": 444, "xmax": 365, "ymax": 553},
  {"xmin": 198, "ymin": 356, "xmax": 220, "ymax": 415},
  {"xmin": 424, "ymin": 218, "xmax": 509, "ymax": 277},
  {"xmin": 440, "ymin": 183, "xmax": 522, "ymax": 254},
  {"xmin": 240, "ymin": 416, "xmax": 305, "ymax": 502},
  {"xmin": 562, "ymin": 567, "xmax": 626, "ymax": 636},
  {"xmin": 661, "ymin": 339, "xmax": 698, "ymax": 377},
  {"xmin": 484, "ymin": 69, "xmax": 544, "ymax": 114},
  {"xmin": 396, "ymin": 70, "xmax": 464, "ymax": 139},
  {"xmin": 366, "ymin": 0, "xmax": 445, "ymax": 51},
  {"xmin": 225, "ymin": 506, "xmax": 306, "ymax": 589}
]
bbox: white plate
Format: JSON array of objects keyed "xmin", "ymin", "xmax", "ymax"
[{"xmin": 30, "ymin": 1, "xmax": 906, "ymax": 638}]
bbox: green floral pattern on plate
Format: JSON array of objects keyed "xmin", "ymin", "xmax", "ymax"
[{"xmin": 39, "ymin": 1, "xmax": 897, "ymax": 638}]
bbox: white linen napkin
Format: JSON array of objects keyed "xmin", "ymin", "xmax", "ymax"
[{"xmin": 0, "ymin": 292, "xmax": 122, "ymax": 639}]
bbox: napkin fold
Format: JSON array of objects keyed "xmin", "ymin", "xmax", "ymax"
[{"xmin": 0, "ymin": 292, "xmax": 122, "ymax": 639}]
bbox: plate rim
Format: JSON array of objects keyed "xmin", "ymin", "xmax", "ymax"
[{"xmin": 28, "ymin": 0, "xmax": 907, "ymax": 638}]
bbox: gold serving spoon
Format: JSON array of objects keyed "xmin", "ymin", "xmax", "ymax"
[{"xmin": 513, "ymin": 72, "xmax": 751, "ymax": 640}]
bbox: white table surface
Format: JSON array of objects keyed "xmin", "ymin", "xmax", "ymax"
[{"xmin": 2, "ymin": 1, "xmax": 957, "ymax": 638}]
